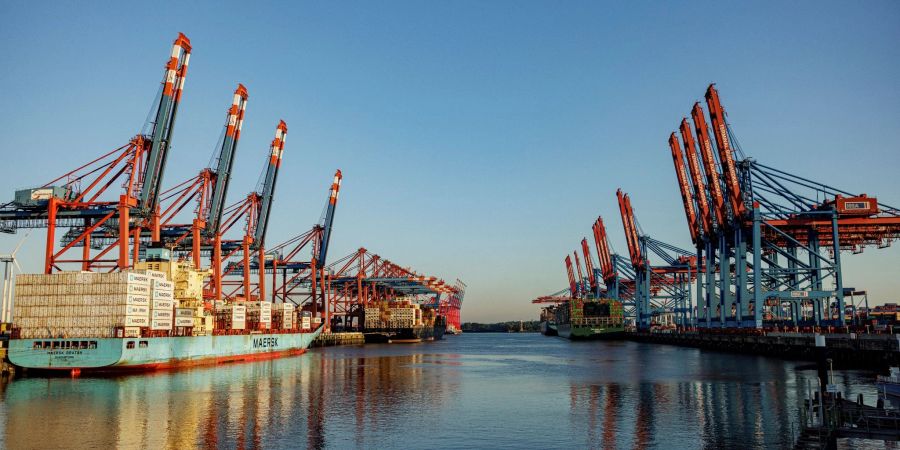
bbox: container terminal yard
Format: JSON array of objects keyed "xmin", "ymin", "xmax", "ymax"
[{"xmin": 0, "ymin": 34, "xmax": 464, "ymax": 374}]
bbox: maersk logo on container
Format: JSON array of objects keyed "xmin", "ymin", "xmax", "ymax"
[{"xmin": 253, "ymin": 337, "xmax": 279, "ymax": 349}]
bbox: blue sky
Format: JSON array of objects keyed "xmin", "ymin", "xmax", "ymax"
[{"xmin": 1, "ymin": 1, "xmax": 898, "ymax": 322}]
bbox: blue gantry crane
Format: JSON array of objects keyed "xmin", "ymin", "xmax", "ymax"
[{"xmin": 668, "ymin": 84, "xmax": 900, "ymax": 328}]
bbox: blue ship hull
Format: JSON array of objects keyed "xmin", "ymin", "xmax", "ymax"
[
  {"xmin": 8, "ymin": 327, "xmax": 323, "ymax": 372},
  {"xmin": 877, "ymin": 380, "xmax": 900, "ymax": 398}
]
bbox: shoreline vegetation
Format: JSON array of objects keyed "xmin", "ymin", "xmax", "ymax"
[{"xmin": 461, "ymin": 321, "xmax": 541, "ymax": 333}]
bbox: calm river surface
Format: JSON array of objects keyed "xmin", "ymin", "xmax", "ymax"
[{"xmin": 0, "ymin": 333, "xmax": 888, "ymax": 449}]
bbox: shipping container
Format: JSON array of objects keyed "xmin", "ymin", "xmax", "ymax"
[{"xmin": 150, "ymin": 318, "xmax": 173, "ymax": 331}]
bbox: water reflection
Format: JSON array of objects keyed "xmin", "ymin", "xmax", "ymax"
[
  {"xmin": 0, "ymin": 335, "xmax": 887, "ymax": 449},
  {"xmin": 564, "ymin": 342, "xmax": 884, "ymax": 450},
  {"xmin": 2, "ymin": 349, "xmax": 461, "ymax": 449}
]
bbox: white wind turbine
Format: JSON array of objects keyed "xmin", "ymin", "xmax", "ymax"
[{"xmin": 1, "ymin": 232, "xmax": 29, "ymax": 324}]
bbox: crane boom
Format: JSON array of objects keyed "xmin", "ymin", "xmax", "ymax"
[
  {"xmin": 574, "ymin": 250, "xmax": 585, "ymax": 294},
  {"xmin": 680, "ymin": 118, "xmax": 713, "ymax": 236},
  {"xmin": 316, "ymin": 169, "xmax": 343, "ymax": 268},
  {"xmin": 565, "ymin": 255, "xmax": 577, "ymax": 297},
  {"xmin": 141, "ymin": 33, "xmax": 192, "ymax": 213},
  {"xmin": 253, "ymin": 120, "xmax": 287, "ymax": 247},
  {"xmin": 592, "ymin": 220, "xmax": 605, "ymax": 278},
  {"xmin": 581, "ymin": 237, "xmax": 596, "ymax": 291},
  {"xmin": 669, "ymin": 132, "xmax": 699, "ymax": 243},
  {"xmin": 593, "ymin": 216, "xmax": 615, "ymax": 282},
  {"xmin": 691, "ymin": 103, "xmax": 727, "ymax": 229},
  {"xmin": 206, "ymin": 84, "xmax": 248, "ymax": 236},
  {"xmin": 705, "ymin": 84, "xmax": 746, "ymax": 220},
  {"xmin": 617, "ymin": 189, "xmax": 643, "ymax": 269}
]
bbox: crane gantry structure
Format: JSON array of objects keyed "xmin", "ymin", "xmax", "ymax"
[
  {"xmin": 667, "ymin": 84, "xmax": 900, "ymax": 328},
  {"xmin": 324, "ymin": 247, "xmax": 463, "ymax": 332},
  {"xmin": 0, "ymin": 33, "xmax": 192, "ymax": 273},
  {"xmin": 615, "ymin": 190, "xmax": 696, "ymax": 330},
  {"xmin": 210, "ymin": 120, "xmax": 288, "ymax": 303},
  {"xmin": 540, "ymin": 84, "xmax": 897, "ymax": 332},
  {"xmin": 0, "ymin": 34, "xmax": 466, "ymax": 331},
  {"xmin": 226, "ymin": 170, "xmax": 342, "ymax": 313},
  {"xmin": 548, "ymin": 193, "xmax": 695, "ymax": 331}
]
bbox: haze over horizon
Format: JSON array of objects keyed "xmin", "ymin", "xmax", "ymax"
[{"xmin": 1, "ymin": 1, "xmax": 898, "ymax": 322}]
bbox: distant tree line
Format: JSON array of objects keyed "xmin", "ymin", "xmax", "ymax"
[{"xmin": 461, "ymin": 321, "xmax": 541, "ymax": 333}]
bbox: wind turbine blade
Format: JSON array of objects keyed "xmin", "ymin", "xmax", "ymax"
[
  {"xmin": 12, "ymin": 231, "xmax": 30, "ymax": 256},
  {"xmin": 13, "ymin": 259, "xmax": 22, "ymax": 273}
]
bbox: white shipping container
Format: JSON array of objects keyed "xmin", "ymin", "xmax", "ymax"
[
  {"xmin": 125, "ymin": 295, "xmax": 150, "ymax": 306},
  {"xmin": 174, "ymin": 317, "xmax": 194, "ymax": 327},
  {"xmin": 231, "ymin": 319, "xmax": 246, "ymax": 330},
  {"xmin": 150, "ymin": 319, "xmax": 173, "ymax": 330},
  {"xmin": 152, "ymin": 310, "xmax": 173, "ymax": 320},
  {"xmin": 151, "ymin": 279, "xmax": 174, "ymax": 290},
  {"xmin": 125, "ymin": 316, "xmax": 151, "ymax": 327},
  {"xmin": 124, "ymin": 284, "xmax": 151, "ymax": 295},
  {"xmin": 143, "ymin": 270, "xmax": 167, "ymax": 281},
  {"xmin": 175, "ymin": 308, "xmax": 194, "ymax": 318},
  {"xmin": 15, "ymin": 274, "xmax": 31, "ymax": 286},
  {"xmin": 302, "ymin": 317, "xmax": 311, "ymax": 329},
  {"xmin": 125, "ymin": 305, "xmax": 150, "ymax": 316},
  {"xmin": 152, "ymin": 299, "xmax": 175, "ymax": 310},
  {"xmin": 127, "ymin": 272, "xmax": 151, "ymax": 285},
  {"xmin": 151, "ymin": 290, "xmax": 174, "ymax": 300}
]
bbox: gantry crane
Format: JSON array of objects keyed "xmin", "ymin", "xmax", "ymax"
[
  {"xmin": 0, "ymin": 34, "xmax": 192, "ymax": 273},
  {"xmin": 227, "ymin": 170, "xmax": 342, "ymax": 323},
  {"xmin": 591, "ymin": 216, "xmax": 638, "ymax": 321},
  {"xmin": 616, "ymin": 189, "xmax": 696, "ymax": 329},
  {"xmin": 73, "ymin": 84, "xmax": 249, "ymax": 268},
  {"xmin": 162, "ymin": 84, "xmax": 248, "ymax": 268},
  {"xmin": 565, "ymin": 254, "xmax": 578, "ymax": 298},
  {"xmin": 324, "ymin": 247, "xmax": 460, "ymax": 332},
  {"xmin": 211, "ymin": 121, "xmax": 287, "ymax": 301},
  {"xmin": 205, "ymin": 85, "xmax": 249, "ymax": 241},
  {"xmin": 668, "ymin": 84, "xmax": 900, "ymax": 328},
  {"xmin": 581, "ymin": 237, "xmax": 600, "ymax": 297}
]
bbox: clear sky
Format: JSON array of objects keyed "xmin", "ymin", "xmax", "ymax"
[{"xmin": 1, "ymin": 1, "xmax": 899, "ymax": 322}]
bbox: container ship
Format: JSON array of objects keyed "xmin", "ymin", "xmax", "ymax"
[
  {"xmin": 555, "ymin": 298, "xmax": 624, "ymax": 340},
  {"xmin": 362, "ymin": 300, "xmax": 446, "ymax": 343},
  {"xmin": 539, "ymin": 305, "xmax": 558, "ymax": 336},
  {"xmin": 7, "ymin": 250, "xmax": 321, "ymax": 374}
]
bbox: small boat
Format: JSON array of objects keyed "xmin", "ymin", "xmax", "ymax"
[
  {"xmin": 876, "ymin": 367, "xmax": 900, "ymax": 397},
  {"xmin": 540, "ymin": 320, "xmax": 558, "ymax": 336}
]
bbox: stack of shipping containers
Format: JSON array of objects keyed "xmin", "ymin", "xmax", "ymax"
[{"xmin": 13, "ymin": 271, "xmax": 154, "ymax": 338}]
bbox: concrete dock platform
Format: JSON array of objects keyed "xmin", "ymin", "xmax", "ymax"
[{"xmin": 628, "ymin": 331, "xmax": 900, "ymax": 368}]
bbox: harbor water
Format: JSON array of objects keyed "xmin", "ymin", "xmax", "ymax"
[{"xmin": 0, "ymin": 333, "xmax": 890, "ymax": 449}]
